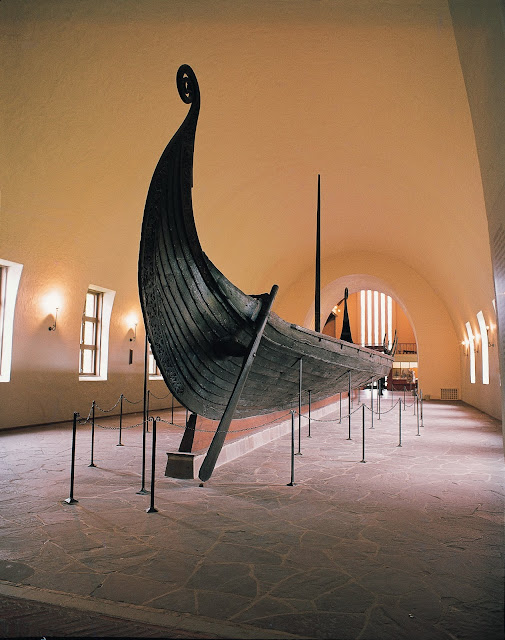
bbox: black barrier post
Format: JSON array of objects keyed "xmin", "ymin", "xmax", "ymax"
[
  {"xmin": 136, "ymin": 416, "xmax": 148, "ymax": 495},
  {"xmin": 307, "ymin": 390, "xmax": 312, "ymax": 438},
  {"xmin": 420, "ymin": 390, "xmax": 424, "ymax": 427},
  {"xmin": 416, "ymin": 394, "xmax": 421, "ymax": 436},
  {"xmin": 361, "ymin": 404, "xmax": 366, "ymax": 463},
  {"xmin": 147, "ymin": 417, "xmax": 159, "ymax": 513},
  {"xmin": 146, "ymin": 390, "xmax": 150, "ymax": 432},
  {"xmin": 117, "ymin": 394, "xmax": 124, "ymax": 446},
  {"xmin": 137, "ymin": 336, "xmax": 149, "ymax": 495},
  {"xmin": 89, "ymin": 401, "xmax": 96, "ymax": 467},
  {"xmin": 370, "ymin": 380, "xmax": 374, "ymax": 430},
  {"xmin": 347, "ymin": 371, "xmax": 352, "ymax": 440},
  {"xmin": 287, "ymin": 411, "xmax": 296, "ymax": 486},
  {"xmin": 403, "ymin": 386, "xmax": 406, "ymax": 409},
  {"xmin": 64, "ymin": 412, "xmax": 79, "ymax": 504},
  {"xmin": 398, "ymin": 398, "xmax": 402, "ymax": 447},
  {"xmin": 295, "ymin": 358, "xmax": 303, "ymax": 455},
  {"xmin": 143, "ymin": 334, "xmax": 150, "ymax": 433}
]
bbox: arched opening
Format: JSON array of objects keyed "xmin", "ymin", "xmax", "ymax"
[{"xmin": 304, "ymin": 274, "xmax": 419, "ymax": 392}]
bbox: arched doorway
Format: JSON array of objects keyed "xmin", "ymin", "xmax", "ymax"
[{"xmin": 304, "ymin": 274, "xmax": 419, "ymax": 392}]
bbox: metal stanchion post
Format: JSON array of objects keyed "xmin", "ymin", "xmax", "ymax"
[
  {"xmin": 137, "ymin": 332, "xmax": 149, "ymax": 495},
  {"xmin": 144, "ymin": 334, "xmax": 149, "ymax": 434},
  {"xmin": 307, "ymin": 390, "xmax": 312, "ymax": 438},
  {"xmin": 64, "ymin": 412, "xmax": 79, "ymax": 504},
  {"xmin": 295, "ymin": 358, "xmax": 302, "ymax": 455},
  {"xmin": 147, "ymin": 417, "xmax": 159, "ymax": 513},
  {"xmin": 361, "ymin": 404, "xmax": 366, "ymax": 463},
  {"xmin": 117, "ymin": 394, "xmax": 124, "ymax": 446},
  {"xmin": 398, "ymin": 398, "xmax": 402, "ymax": 447},
  {"xmin": 89, "ymin": 401, "xmax": 96, "ymax": 467},
  {"xmin": 287, "ymin": 411, "xmax": 296, "ymax": 486},
  {"xmin": 370, "ymin": 380, "xmax": 374, "ymax": 430},
  {"xmin": 146, "ymin": 390, "xmax": 150, "ymax": 432},
  {"xmin": 420, "ymin": 390, "xmax": 424, "ymax": 427},
  {"xmin": 347, "ymin": 371, "xmax": 352, "ymax": 440},
  {"xmin": 416, "ymin": 394, "xmax": 420, "ymax": 436}
]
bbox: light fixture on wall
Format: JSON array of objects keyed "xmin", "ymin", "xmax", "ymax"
[
  {"xmin": 486, "ymin": 324, "xmax": 495, "ymax": 347},
  {"xmin": 41, "ymin": 291, "xmax": 63, "ymax": 332},
  {"xmin": 48, "ymin": 307, "xmax": 59, "ymax": 331},
  {"xmin": 474, "ymin": 334, "xmax": 480, "ymax": 353},
  {"xmin": 461, "ymin": 340, "xmax": 469, "ymax": 357},
  {"xmin": 125, "ymin": 314, "xmax": 138, "ymax": 342}
]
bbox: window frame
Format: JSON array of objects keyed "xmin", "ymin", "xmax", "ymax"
[
  {"xmin": 0, "ymin": 259, "xmax": 23, "ymax": 383},
  {"xmin": 79, "ymin": 284, "xmax": 115, "ymax": 381},
  {"xmin": 79, "ymin": 290, "xmax": 103, "ymax": 376}
]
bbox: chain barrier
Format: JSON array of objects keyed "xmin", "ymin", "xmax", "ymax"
[
  {"xmin": 157, "ymin": 411, "xmax": 293, "ymax": 433},
  {"xmin": 77, "ymin": 408, "xmax": 93, "ymax": 425},
  {"xmin": 123, "ymin": 396, "xmax": 143, "ymax": 405},
  {"xmin": 149, "ymin": 391, "xmax": 171, "ymax": 400},
  {"xmin": 95, "ymin": 397, "xmax": 122, "ymax": 413},
  {"xmin": 96, "ymin": 420, "xmax": 144, "ymax": 431}
]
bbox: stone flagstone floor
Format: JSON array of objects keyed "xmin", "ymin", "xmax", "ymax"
[{"xmin": 0, "ymin": 395, "xmax": 503, "ymax": 639}]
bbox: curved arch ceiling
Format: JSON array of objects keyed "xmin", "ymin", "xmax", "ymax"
[{"xmin": 0, "ymin": 0, "xmax": 494, "ymax": 384}]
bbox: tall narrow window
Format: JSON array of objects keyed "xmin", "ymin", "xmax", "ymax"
[
  {"xmin": 476, "ymin": 311, "xmax": 489, "ymax": 384},
  {"xmin": 465, "ymin": 321, "xmax": 476, "ymax": 384},
  {"xmin": 380, "ymin": 292, "xmax": 386, "ymax": 345},
  {"xmin": 360, "ymin": 290, "xmax": 366, "ymax": 346},
  {"xmin": 80, "ymin": 290, "xmax": 102, "ymax": 375},
  {"xmin": 149, "ymin": 346, "xmax": 163, "ymax": 379},
  {"xmin": 0, "ymin": 267, "xmax": 6, "ymax": 368},
  {"xmin": 367, "ymin": 290, "xmax": 372, "ymax": 345},
  {"xmin": 79, "ymin": 285, "xmax": 115, "ymax": 381},
  {"xmin": 373, "ymin": 290, "xmax": 379, "ymax": 345},
  {"xmin": 0, "ymin": 259, "xmax": 23, "ymax": 383},
  {"xmin": 387, "ymin": 296, "xmax": 393, "ymax": 349}
]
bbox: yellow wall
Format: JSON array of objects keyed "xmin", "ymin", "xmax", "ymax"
[{"xmin": 0, "ymin": 0, "xmax": 501, "ymax": 428}]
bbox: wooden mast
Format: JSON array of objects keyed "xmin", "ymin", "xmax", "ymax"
[{"xmin": 315, "ymin": 174, "xmax": 321, "ymax": 332}]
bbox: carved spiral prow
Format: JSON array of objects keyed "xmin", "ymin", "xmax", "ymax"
[{"xmin": 177, "ymin": 64, "xmax": 200, "ymax": 104}]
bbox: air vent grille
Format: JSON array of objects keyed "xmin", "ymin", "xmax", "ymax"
[{"xmin": 441, "ymin": 388, "xmax": 458, "ymax": 400}]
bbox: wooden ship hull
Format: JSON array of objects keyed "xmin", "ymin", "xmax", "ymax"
[{"xmin": 138, "ymin": 65, "xmax": 393, "ymax": 480}]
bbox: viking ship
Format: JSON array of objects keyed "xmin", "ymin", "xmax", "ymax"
[{"xmin": 138, "ymin": 65, "xmax": 393, "ymax": 481}]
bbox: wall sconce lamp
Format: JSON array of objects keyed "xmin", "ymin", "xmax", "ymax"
[
  {"xmin": 486, "ymin": 325, "xmax": 495, "ymax": 347},
  {"xmin": 48, "ymin": 308, "xmax": 59, "ymax": 331},
  {"xmin": 461, "ymin": 340, "xmax": 469, "ymax": 357},
  {"xmin": 474, "ymin": 334, "xmax": 480, "ymax": 353},
  {"xmin": 130, "ymin": 322, "xmax": 137, "ymax": 342}
]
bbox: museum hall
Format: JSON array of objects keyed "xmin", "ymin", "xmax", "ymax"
[{"xmin": 1, "ymin": 1, "xmax": 504, "ymax": 638}]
